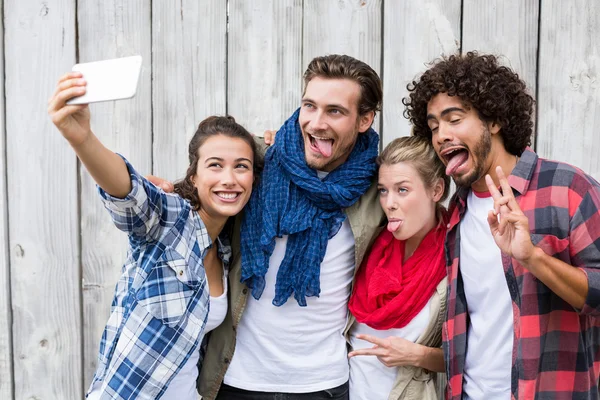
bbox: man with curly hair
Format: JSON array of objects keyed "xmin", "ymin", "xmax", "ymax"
[{"xmin": 404, "ymin": 51, "xmax": 600, "ymax": 399}]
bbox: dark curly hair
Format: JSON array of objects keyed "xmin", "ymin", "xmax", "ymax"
[
  {"xmin": 173, "ymin": 115, "xmax": 263, "ymax": 211},
  {"xmin": 403, "ymin": 51, "xmax": 535, "ymax": 156}
]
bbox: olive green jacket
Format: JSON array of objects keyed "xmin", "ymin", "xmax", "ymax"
[{"xmin": 197, "ymin": 182, "xmax": 385, "ymax": 400}]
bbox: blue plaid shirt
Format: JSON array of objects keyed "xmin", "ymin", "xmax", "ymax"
[{"xmin": 86, "ymin": 157, "xmax": 231, "ymax": 400}]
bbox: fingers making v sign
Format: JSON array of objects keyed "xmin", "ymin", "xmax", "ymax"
[{"xmin": 485, "ymin": 166, "xmax": 535, "ymax": 265}]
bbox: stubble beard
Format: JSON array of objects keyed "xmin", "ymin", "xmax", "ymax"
[
  {"xmin": 452, "ymin": 125, "xmax": 492, "ymax": 188},
  {"xmin": 303, "ymin": 120, "xmax": 361, "ymax": 172}
]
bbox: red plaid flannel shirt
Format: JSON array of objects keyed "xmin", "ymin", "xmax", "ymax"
[{"xmin": 444, "ymin": 147, "xmax": 600, "ymax": 399}]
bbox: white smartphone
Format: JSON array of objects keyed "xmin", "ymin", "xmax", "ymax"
[{"xmin": 66, "ymin": 55, "xmax": 142, "ymax": 105}]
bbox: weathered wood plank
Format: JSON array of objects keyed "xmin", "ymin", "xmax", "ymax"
[
  {"xmin": 228, "ymin": 0, "xmax": 302, "ymax": 132},
  {"xmin": 152, "ymin": 0, "xmax": 227, "ymax": 180},
  {"xmin": 382, "ymin": 0, "xmax": 461, "ymax": 146},
  {"xmin": 303, "ymin": 0, "xmax": 383, "ymax": 135},
  {"xmin": 462, "ymin": 0, "xmax": 539, "ymax": 89},
  {"xmin": 5, "ymin": 1, "xmax": 82, "ymax": 398},
  {"xmin": 537, "ymin": 0, "xmax": 600, "ymax": 179},
  {"xmin": 0, "ymin": 0, "xmax": 13, "ymax": 397},
  {"xmin": 76, "ymin": 0, "xmax": 152, "ymax": 389},
  {"xmin": 462, "ymin": 0, "xmax": 539, "ymax": 147}
]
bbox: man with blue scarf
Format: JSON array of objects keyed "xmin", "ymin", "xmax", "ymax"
[{"xmin": 198, "ymin": 54, "xmax": 385, "ymax": 400}]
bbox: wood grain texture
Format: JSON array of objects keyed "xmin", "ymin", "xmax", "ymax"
[
  {"xmin": 0, "ymin": 0, "xmax": 12, "ymax": 396},
  {"xmin": 76, "ymin": 0, "xmax": 152, "ymax": 388},
  {"xmin": 462, "ymin": 0, "xmax": 539, "ymax": 146},
  {"xmin": 228, "ymin": 0, "xmax": 302, "ymax": 132},
  {"xmin": 537, "ymin": 0, "xmax": 600, "ymax": 179},
  {"xmin": 462, "ymin": 0, "xmax": 539, "ymax": 88},
  {"xmin": 4, "ymin": 0, "xmax": 82, "ymax": 398},
  {"xmin": 303, "ymin": 0, "xmax": 383, "ymax": 135},
  {"xmin": 382, "ymin": 0, "xmax": 461, "ymax": 147},
  {"xmin": 152, "ymin": 0, "xmax": 227, "ymax": 181}
]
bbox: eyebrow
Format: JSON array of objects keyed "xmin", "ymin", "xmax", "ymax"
[
  {"xmin": 377, "ymin": 179, "xmax": 410, "ymax": 187},
  {"xmin": 302, "ymin": 98, "xmax": 351, "ymax": 114},
  {"xmin": 426, "ymin": 106, "xmax": 466, "ymax": 121},
  {"xmin": 205, "ymin": 157, "xmax": 253, "ymax": 164}
]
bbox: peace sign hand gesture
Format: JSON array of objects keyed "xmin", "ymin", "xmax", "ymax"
[{"xmin": 485, "ymin": 166, "xmax": 535, "ymax": 264}]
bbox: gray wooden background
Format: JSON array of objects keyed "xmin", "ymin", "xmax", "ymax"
[{"xmin": 1, "ymin": 0, "xmax": 599, "ymax": 398}]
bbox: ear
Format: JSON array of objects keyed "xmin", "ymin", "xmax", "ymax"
[
  {"xmin": 488, "ymin": 121, "xmax": 502, "ymax": 135},
  {"xmin": 358, "ymin": 110, "xmax": 375, "ymax": 133},
  {"xmin": 431, "ymin": 178, "xmax": 445, "ymax": 203}
]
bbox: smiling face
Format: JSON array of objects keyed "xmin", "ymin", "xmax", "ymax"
[
  {"xmin": 191, "ymin": 135, "xmax": 254, "ymax": 222},
  {"xmin": 299, "ymin": 77, "xmax": 374, "ymax": 172},
  {"xmin": 426, "ymin": 93, "xmax": 500, "ymax": 188},
  {"xmin": 378, "ymin": 162, "xmax": 442, "ymax": 245}
]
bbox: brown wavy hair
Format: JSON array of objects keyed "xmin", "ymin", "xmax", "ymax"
[
  {"xmin": 303, "ymin": 54, "xmax": 383, "ymax": 118},
  {"xmin": 173, "ymin": 116, "xmax": 263, "ymax": 211},
  {"xmin": 403, "ymin": 51, "xmax": 535, "ymax": 156}
]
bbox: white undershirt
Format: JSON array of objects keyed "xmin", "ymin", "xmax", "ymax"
[
  {"xmin": 87, "ymin": 270, "xmax": 228, "ymax": 400},
  {"xmin": 348, "ymin": 299, "xmax": 431, "ymax": 400},
  {"xmin": 224, "ymin": 219, "xmax": 356, "ymax": 392},
  {"xmin": 460, "ymin": 191, "xmax": 513, "ymax": 400}
]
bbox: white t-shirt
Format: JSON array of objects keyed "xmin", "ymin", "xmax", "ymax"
[
  {"xmin": 224, "ymin": 219, "xmax": 356, "ymax": 392},
  {"xmin": 348, "ymin": 299, "xmax": 431, "ymax": 400},
  {"xmin": 460, "ymin": 190, "xmax": 513, "ymax": 400},
  {"xmin": 87, "ymin": 271, "xmax": 228, "ymax": 400}
]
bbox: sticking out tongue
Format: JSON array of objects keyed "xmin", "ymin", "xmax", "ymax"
[
  {"xmin": 314, "ymin": 138, "xmax": 333, "ymax": 157},
  {"xmin": 446, "ymin": 151, "xmax": 468, "ymax": 176},
  {"xmin": 387, "ymin": 220, "xmax": 402, "ymax": 232}
]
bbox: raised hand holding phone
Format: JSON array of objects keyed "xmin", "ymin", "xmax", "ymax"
[
  {"xmin": 66, "ymin": 55, "xmax": 142, "ymax": 105},
  {"xmin": 48, "ymin": 70, "xmax": 131, "ymax": 198},
  {"xmin": 48, "ymin": 71, "xmax": 91, "ymax": 146}
]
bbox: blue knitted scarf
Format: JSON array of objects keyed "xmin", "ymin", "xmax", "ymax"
[{"xmin": 240, "ymin": 108, "xmax": 379, "ymax": 306}]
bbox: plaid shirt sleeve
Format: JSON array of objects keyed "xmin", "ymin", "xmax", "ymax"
[
  {"xmin": 98, "ymin": 155, "xmax": 187, "ymax": 242},
  {"xmin": 567, "ymin": 174, "xmax": 600, "ymax": 316}
]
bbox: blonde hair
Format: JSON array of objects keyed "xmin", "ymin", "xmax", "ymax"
[{"xmin": 377, "ymin": 135, "xmax": 450, "ymax": 204}]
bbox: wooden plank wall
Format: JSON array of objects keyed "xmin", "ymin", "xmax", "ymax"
[
  {"xmin": 76, "ymin": 0, "xmax": 153, "ymax": 387},
  {"xmin": 152, "ymin": 0, "xmax": 227, "ymax": 181},
  {"xmin": 5, "ymin": 1, "xmax": 82, "ymax": 399},
  {"xmin": 0, "ymin": 0, "xmax": 11, "ymax": 397},
  {"xmin": 537, "ymin": 0, "xmax": 600, "ymax": 177},
  {"xmin": 382, "ymin": 0, "xmax": 461, "ymax": 147},
  {"xmin": 2, "ymin": 1, "xmax": 599, "ymax": 398},
  {"xmin": 228, "ymin": 0, "xmax": 302, "ymax": 133}
]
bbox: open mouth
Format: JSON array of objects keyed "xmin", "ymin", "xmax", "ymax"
[
  {"xmin": 214, "ymin": 192, "xmax": 241, "ymax": 202},
  {"xmin": 441, "ymin": 147, "xmax": 469, "ymax": 176},
  {"xmin": 308, "ymin": 134, "xmax": 334, "ymax": 157}
]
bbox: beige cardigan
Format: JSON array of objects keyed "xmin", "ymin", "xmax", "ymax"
[{"xmin": 344, "ymin": 278, "xmax": 447, "ymax": 400}]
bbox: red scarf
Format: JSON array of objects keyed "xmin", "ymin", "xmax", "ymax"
[{"xmin": 348, "ymin": 218, "xmax": 447, "ymax": 330}]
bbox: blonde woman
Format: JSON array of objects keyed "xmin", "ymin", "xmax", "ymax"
[{"xmin": 347, "ymin": 136, "xmax": 449, "ymax": 400}]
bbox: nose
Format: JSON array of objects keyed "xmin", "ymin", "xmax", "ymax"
[
  {"xmin": 385, "ymin": 194, "xmax": 397, "ymax": 211},
  {"xmin": 221, "ymin": 167, "xmax": 235, "ymax": 187},
  {"xmin": 435, "ymin": 123, "xmax": 453, "ymax": 145},
  {"xmin": 309, "ymin": 111, "xmax": 328, "ymax": 132}
]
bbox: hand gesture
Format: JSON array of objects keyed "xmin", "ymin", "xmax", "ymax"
[
  {"xmin": 263, "ymin": 129, "xmax": 277, "ymax": 145},
  {"xmin": 146, "ymin": 175, "xmax": 174, "ymax": 192},
  {"xmin": 348, "ymin": 334, "xmax": 420, "ymax": 368},
  {"xmin": 47, "ymin": 72, "xmax": 91, "ymax": 146},
  {"xmin": 485, "ymin": 166, "xmax": 535, "ymax": 263}
]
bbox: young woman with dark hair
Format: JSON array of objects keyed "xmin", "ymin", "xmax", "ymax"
[{"xmin": 48, "ymin": 71, "xmax": 261, "ymax": 400}]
